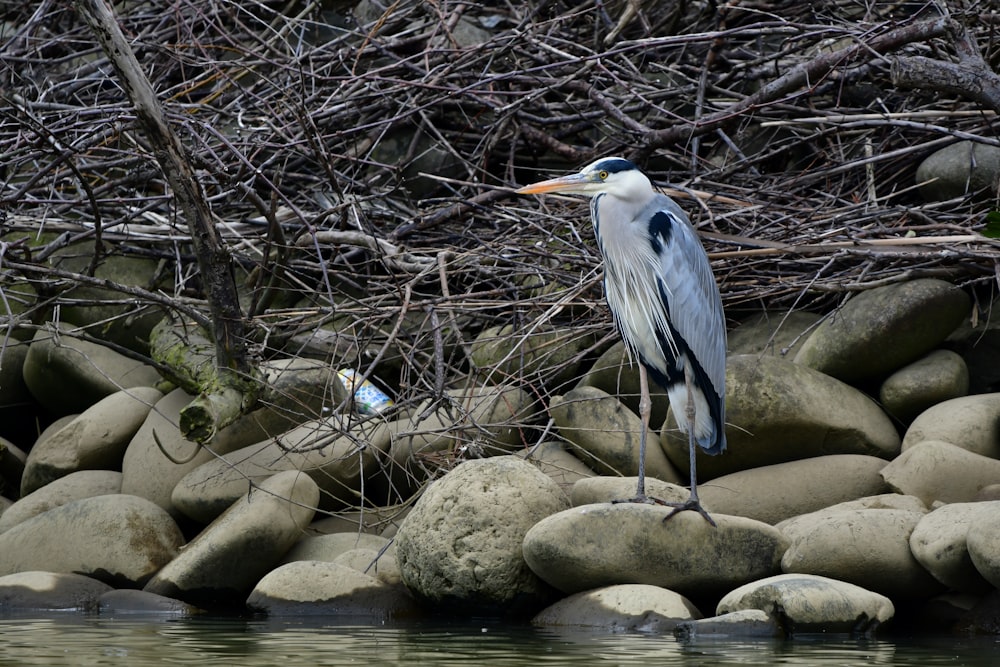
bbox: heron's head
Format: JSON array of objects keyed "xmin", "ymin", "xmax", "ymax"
[{"xmin": 516, "ymin": 157, "xmax": 653, "ymax": 202}]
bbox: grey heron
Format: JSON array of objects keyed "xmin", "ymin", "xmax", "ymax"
[{"xmin": 516, "ymin": 157, "xmax": 726, "ymax": 525}]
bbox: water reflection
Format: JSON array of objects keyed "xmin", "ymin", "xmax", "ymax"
[{"xmin": 0, "ymin": 614, "xmax": 997, "ymax": 666}]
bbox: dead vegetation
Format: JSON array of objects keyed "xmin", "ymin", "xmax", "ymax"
[{"xmin": 2, "ymin": 0, "xmax": 1000, "ymax": 484}]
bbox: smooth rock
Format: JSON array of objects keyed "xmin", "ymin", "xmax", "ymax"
[
  {"xmin": 662, "ymin": 355, "xmax": 900, "ymax": 480},
  {"xmin": 550, "ymin": 386, "xmax": 681, "ymax": 483},
  {"xmin": 395, "ymin": 456, "xmax": 568, "ymax": 614},
  {"xmin": 387, "ymin": 384, "xmax": 538, "ymax": 493},
  {"xmin": 879, "ymin": 350, "xmax": 969, "ymax": 424},
  {"xmin": 793, "ymin": 279, "xmax": 970, "ymax": 383},
  {"xmin": 470, "ymin": 324, "xmax": 593, "ymax": 390},
  {"xmin": 901, "ymin": 394, "xmax": 1000, "ymax": 457},
  {"xmin": 910, "ymin": 502, "xmax": 1000, "ymax": 593},
  {"xmin": 698, "ymin": 455, "xmax": 890, "ymax": 524},
  {"xmin": 121, "ymin": 387, "xmax": 304, "ymax": 517},
  {"xmin": 0, "ymin": 494, "xmax": 183, "ymax": 587},
  {"xmin": 21, "ymin": 387, "xmax": 162, "ymax": 495},
  {"xmin": 0, "ymin": 470, "xmax": 123, "ymax": 533},
  {"xmin": 333, "ymin": 548, "xmax": 402, "ymax": 587},
  {"xmin": 967, "ymin": 513, "xmax": 1000, "ymax": 590},
  {"xmin": 727, "ymin": 310, "xmax": 821, "ymax": 359},
  {"xmin": 570, "ymin": 476, "xmax": 692, "ymax": 507},
  {"xmin": 516, "ymin": 440, "xmax": 596, "ymax": 493},
  {"xmin": 172, "ymin": 418, "xmax": 385, "ymax": 523},
  {"xmin": 283, "ymin": 533, "xmax": 393, "ymax": 564},
  {"xmin": 144, "ymin": 470, "xmax": 319, "ymax": 605},
  {"xmin": 776, "ymin": 494, "xmax": 929, "ymax": 544},
  {"xmin": 916, "ymin": 140, "xmax": 1000, "ymax": 200},
  {"xmin": 247, "ymin": 561, "xmax": 421, "ymax": 618},
  {"xmin": 781, "ymin": 509, "xmax": 945, "ymax": 600},
  {"xmin": 576, "ymin": 341, "xmax": 671, "ymax": 429},
  {"xmin": 98, "ymin": 589, "xmax": 203, "ymax": 616},
  {"xmin": 22, "ymin": 323, "xmax": 162, "ymax": 416},
  {"xmin": 523, "ymin": 503, "xmax": 787, "ymax": 598},
  {"xmin": 674, "ymin": 609, "xmax": 782, "ymax": 639},
  {"xmin": 0, "ymin": 571, "xmax": 113, "ymax": 612},
  {"xmin": 532, "ymin": 584, "xmax": 701, "ymax": 631},
  {"xmin": 717, "ymin": 573, "xmax": 894, "ymax": 634},
  {"xmin": 880, "ymin": 440, "xmax": 1000, "ymax": 504}
]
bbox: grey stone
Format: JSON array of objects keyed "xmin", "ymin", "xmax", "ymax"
[
  {"xmin": 674, "ymin": 609, "xmax": 783, "ymax": 639},
  {"xmin": 910, "ymin": 502, "xmax": 1000, "ymax": 593},
  {"xmin": 333, "ymin": 548, "xmax": 402, "ymax": 587},
  {"xmin": 98, "ymin": 589, "xmax": 203, "ymax": 616},
  {"xmin": 966, "ymin": 513, "xmax": 1000, "ymax": 590},
  {"xmin": 144, "ymin": 470, "xmax": 319, "ymax": 604},
  {"xmin": 717, "ymin": 573, "xmax": 894, "ymax": 634},
  {"xmin": 516, "ymin": 440, "xmax": 596, "ymax": 493},
  {"xmin": 917, "ymin": 140, "xmax": 1000, "ymax": 200},
  {"xmin": 550, "ymin": 386, "xmax": 681, "ymax": 483},
  {"xmin": 698, "ymin": 455, "xmax": 890, "ymax": 524},
  {"xmin": 776, "ymin": 494, "xmax": 929, "ymax": 544},
  {"xmin": 21, "ymin": 387, "xmax": 161, "ymax": 495},
  {"xmin": 523, "ymin": 503, "xmax": 786, "ymax": 598},
  {"xmin": 247, "ymin": 561, "xmax": 422, "ymax": 619},
  {"xmin": 470, "ymin": 324, "xmax": 593, "ymax": 391},
  {"xmin": 0, "ymin": 571, "xmax": 113, "ymax": 612},
  {"xmin": 532, "ymin": 584, "xmax": 701, "ymax": 631},
  {"xmin": 0, "ymin": 470, "xmax": 122, "ymax": 533},
  {"xmin": 570, "ymin": 476, "xmax": 692, "ymax": 507},
  {"xmin": 22, "ymin": 323, "xmax": 162, "ymax": 416},
  {"xmin": 576, "ymin": 342, "xmax": 671, "ymax": 429},
  {"xmin": 0, "ymin": 494, "xmax": 183, "ymax": 587},
  {"xmin": 781, "ymin": 509, "xmax": 945, "ymax": 600},
  {"xmin": 662, "ymin": 355, "xmax": 900, "ymax": 480},
  {"xmin": 901, "ymin": 394, "xmax": 1000, "ymax": 457},
  {"xmin": 172, "ymin": 418, "xmax": 386, "ymax": 523},
  {"xmin": 881, "ymin": 440, "xmax": 1000, "ymax": 504},
  {"xmin": 284, "ymin": 533, "xmax": 393, "ymax": 564},
  {"xmin": 879, "ymin": 350, "xmax": 969, "ymax": 424},
  {"xmin": 727, "ymin": 311, "xmax": 821, "ymax": 359},
  {"xmin": 793, "ymin": 279, "xmax": 970, "ymax": 383},
  {"xmin": 395, "ymin": 456, "xmax": 568, "ymax": 614}
]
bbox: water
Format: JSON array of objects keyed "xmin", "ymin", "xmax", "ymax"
[{"xmin": 0, "ymin": 615, "xmax": 998, "ymax": 666}]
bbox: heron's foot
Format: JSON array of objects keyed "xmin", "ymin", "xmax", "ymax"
[{"xmin": 662, "ymin": 497, "xmax": 717, "ymax": 527}]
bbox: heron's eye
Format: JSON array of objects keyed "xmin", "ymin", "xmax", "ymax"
[{"xmin": 598, "ymin": 170, "xmax": 609, "ymax": 180}]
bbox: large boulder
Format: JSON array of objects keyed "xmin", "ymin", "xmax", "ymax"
[
  {"xmin": 900, "ymin": 394, "xmax": 1000, "ymax": 457},
  {"xmin": 698, "ymin": 455, "xmax": 890, "ymax": 524},
  {"xmin": 878, "ymin": 350, "xmax": 969, "ymax": 424},
  {"xmin": 917, "ymin": 141, "xmax": 1000, "ymax": 200},
  {"xmin": 21, "ymin": 387, "xmax": 162, "ymax": 495},
  {"xmin": 469, "ymin": 324, "xmax": 593, "ymax": 391},
  {"xmin": 966, "ymin": 512, "xmax": 1000, "ymax": 590},
  {"xmin": 0, "ymin": 571, "xmax": 113, "ymax": 612},
  {"xmin": 0, "ymin": 470, "xmax": 122, "ymax": 533},
  {"xmin": 880, "ymin": 440, "xmax": 1000, "ymax": 505},
  {"xmin": 144, "ymin": 470, "xmax": 319, "ymax": 605},
  {"xmin": 532, "ymin": 584, "xmax": 701, "ymax": 631},
  {"xmin": 662, "ymin": 355, "xmax": 900, "ymax": 480},
  {"xmin": 716, "ymin": 573, "xmax": 894, "ymax": 634},
  {"xmin": 727, "ymin": 311, "xmax": 821, "ymax": 359},
  {"xmin": 793, "ymin": 279, "xmax": 969, "ymax": 383},
  {"xmin": 781, "ymin": 509, "xmax": 945, "ymax": 600},
  {"xmin": 395, "ymin": 456, "xmax": 568, "ymax": 615},
  {"xmin": 575, "ymin": 342, "xmax": 671, "ymax": 429},
  {"xmin": 0, "ymin": 494, "xmax": 183, "ymax": 587},
  {"xmin": 522, "ymin": 504, "xmax": 787, "ymax": 598},
  {"xmin": 910, "ymin": 502, "xmax": 1000, "ymax": 593},
  {"xmin": 22, "ymin": 323, "xmax": 162, "ymax": 416},
  {"xmin": 550, "ymin": 386, "xmax": 681, "ymax": 484}
]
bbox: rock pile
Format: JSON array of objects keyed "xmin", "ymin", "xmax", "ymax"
[{"xmin": 1, "ymin": 277, "xmax": 999, "ymax": 636}]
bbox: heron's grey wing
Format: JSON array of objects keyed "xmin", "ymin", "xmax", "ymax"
[{"xmin": 646, "ymin": 194, "xmax": 726, "ymax": 398}]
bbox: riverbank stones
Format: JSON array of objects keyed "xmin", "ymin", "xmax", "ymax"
[
  {"xmin": 0, "ymin": 494, "xmax": 183, "ymax": 587},
  {"xmin": 0, "ymin": 571, "xmax": 113, "ymax": 612},
  {"xmin": 395, "ymin": 456, "xmax": 568, "ymax": 615},
  {"xmin": 917, "ymin": 141, "xmax": 1000, "ymax": 200},
  {"xmin": 910, "ymin": 502, "xmax": 1000, "ymax": 593},
  {"xmin": 793, "ymin": 279, "xmax": 969, "ymax": 383},
  {"xmin": 144, "ymin": 470, "xmax": 319, "ymax": 605},
  {"xmin": 780, "ymin": 509, "xmax": 945, "ymax": 600},
  {"xmin": 966, "ymin": 513, "xmax": 1000, "ymax": 590},
  {"xmin": 531, "ymin": 584, "xmax": 701, "ymax": 631},
  {"xmin": 0, "ymin": 470, "xmax": 122, "ymax": 533},
  {"xmin": 716, "ymin": 574, "xmax": 895, "ymax": 635},
  {"xmin": 550, "ymin": 385, "xmax": 681, "ymax": 483},
  {"xmin": 881, "ymin": 441, "xmax": 1000, "ymax": 504},
  {"xmin": 662, "ymin": 355, "xmax": 900, "ymax": 480},
  {"xmin": 879, "ymin": 350, "xmax": 969, "ymax": 424},
  {"xmin": 21, "ymin": 387, "xmax": 161, "ymax": 495},
  {"xmin": 522, "ymin": 503, "xmax": 786, "ymax": 598},
  {"xmin": 900, "ymin": 394, "xmax": 1000, "ymax": 457}
]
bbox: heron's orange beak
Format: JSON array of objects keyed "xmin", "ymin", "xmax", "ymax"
[{"xmin": 515, "ymin": 172, "xmax": 591, "ymax": 195}]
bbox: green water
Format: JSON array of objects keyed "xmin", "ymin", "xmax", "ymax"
[{"xmin": 0, "ymin": 615, "xmax": 997, "ymax": 666}]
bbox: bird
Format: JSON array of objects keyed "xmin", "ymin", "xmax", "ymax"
[{"xmin": 516, "ymin": 157, "xmax": 726, "ymax": 525}]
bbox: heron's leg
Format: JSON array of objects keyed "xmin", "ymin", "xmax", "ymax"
[
  {"xmin": 663, "ymin": 363, "xmax": 717, "ymax": 527},
  {"xmin": 635, "ymin": 364, "xmax": 651, "ymax": 501}
]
